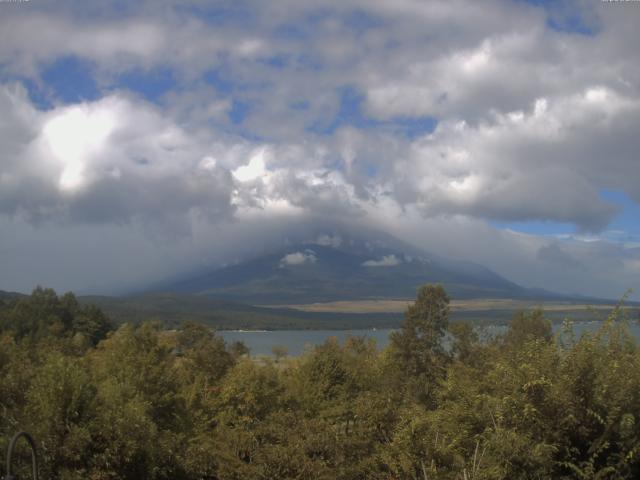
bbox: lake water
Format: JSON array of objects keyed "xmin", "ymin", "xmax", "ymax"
[
  {"xmin": 220, "ymin": 321, "xmax": 640, "ymax": 357},
  {"xmin": 221, "ymin": 329, "xmax": 394, "ymax": 356}
]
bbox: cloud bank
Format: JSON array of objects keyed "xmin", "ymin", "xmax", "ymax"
[{"xmin": 0, "ymin": 0, "xmax": 638, "ymax": 298}]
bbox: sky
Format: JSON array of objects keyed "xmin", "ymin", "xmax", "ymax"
[{"xmin": 0, "ymin": 0, "xmax": 639, "ymax": 300}]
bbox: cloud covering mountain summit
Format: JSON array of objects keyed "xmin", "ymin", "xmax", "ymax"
[{"xmin": 0, "ymin": 0, "xmax": 638, "ymax": 299}]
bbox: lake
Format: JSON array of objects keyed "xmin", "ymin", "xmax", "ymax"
[
  {"xmin": 220, "ymin": 321, "xmax": 640, "ymax": 356},
  {"xmin": 220, "ymin": 328, "xmax": 394, "ymax": 356}
]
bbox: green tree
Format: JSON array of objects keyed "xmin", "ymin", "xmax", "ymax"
[
  {"xmin": 87, "ymin": 323, "xmax": 186, "ymax": 479},
  {"xmin": 449, "ymin": 321, "xmax": 480, "ymax": 364},
  {"xmin": 503, "ymin": 308, "xmax": 552, "ymax": 349},
  {"xmin": 176, "ymin": 321, "xmax": 234, "ymax": 384},
  {"xmin": 0, "ymin": 288, "xmax": 112, "ymax": 346},
  {"xmin": 72, "ymin": 304, "xmax": 113, "ymax": 346},
  {"xmin": 23, "ymin": 353, "xmax": 95, "ymax": 479},
  {"xmin": 389, "ymin": 284, "xmax": 450, "ymax": 405}
]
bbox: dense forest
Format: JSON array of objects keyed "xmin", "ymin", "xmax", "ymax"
[{"xmin": 1, "ymin": 286, "xmax": 640, "ymax": 479}]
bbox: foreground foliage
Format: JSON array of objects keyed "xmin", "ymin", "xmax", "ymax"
[{"xmin": 1, "ymin": 286, "xmax": 640, "ymax": 479}]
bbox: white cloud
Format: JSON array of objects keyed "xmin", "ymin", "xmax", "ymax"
[
  {"xmin": 0, "ymin": 86, "xmax": 236, "ymax": 227},
  {"xmin": 363, "ymin": 254, "xmax": 401, "ymax": 267},
  {"xmin": 42, "ymin": 103, "xmax": 116, "ymax": 191},
  {"xmin": 280, "ymin": 250, "xmax": 317, "ymax": 266},
  {"xmin": 1, "ymin": 0, "xmax": 640, "ymax": 298},
  {"xmin": 0, "ymin": 16, "xmax": 165, "ymax": 76},
  {"xmin": 384, "ymin": 87, "xmax": 640, "ymax": 231},
  {"xmin": 315, "ymin": 234, "xmax": 342, "ymax": 248},
  {"xmin": 233, "ymin": 147, "xmax": 269, "ymax": 182}
]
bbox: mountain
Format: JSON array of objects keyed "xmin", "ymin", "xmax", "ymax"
[
  {"xmin": 0, "ymin": 290, "xmax": 26, "ymax": 303},
  {"xmin": 157, "ymin": 230, "xmax": 550, "ymax": 304}
]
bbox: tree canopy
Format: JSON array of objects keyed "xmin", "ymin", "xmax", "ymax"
[{"xmin": 1, "ymin": 286, "xmax": 640, "ymax": 479}]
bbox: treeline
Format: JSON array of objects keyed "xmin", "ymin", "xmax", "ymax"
[{"xmin": 1, "ymin": 285, "xmax": 640, "ymax": 479}]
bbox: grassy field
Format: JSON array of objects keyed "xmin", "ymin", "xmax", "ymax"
[
  {"xmin": 264, "ymin": 298, "xmax": 640, "ymax": 326},
  {"xmin": 269, "ymin": 298, "xmax": 624, "ymax": 314}
]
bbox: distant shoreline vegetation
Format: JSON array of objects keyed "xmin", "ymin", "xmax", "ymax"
[
  {"xmin": 5, "ymin": 287, "xmax": 629, "ymax": 331},
  {"xmin": 2, "ymin": 286, "xmax": 638, "ymax": 335}
]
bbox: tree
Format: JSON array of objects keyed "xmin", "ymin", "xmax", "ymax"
[
  {"xmin": 0, "ymin": 288, "xmax": 113, "ymax": 345},
  {"xmin": 176, "ymin": 321, "xmax": 234, "ymax": 384},
  {"xmin": 389, "ymin": 284, "xmax": 450, "ymax": 405},
  {"xmin": 503, "ymin": 308, "xmax": 552, "ymax": 349},
  {"xmin": 73, "ymin": 304, "xmax": 113, "ymax": 346},
  {"xmin": 449, "ymin": 321, "xmax": 479, "ymax": 364}
]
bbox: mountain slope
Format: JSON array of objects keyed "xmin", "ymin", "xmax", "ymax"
[{"xmin": 159, "ymin": 233, "xmax": 538, "ymax": 304}]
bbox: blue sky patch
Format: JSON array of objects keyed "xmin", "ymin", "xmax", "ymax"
[
  {"xmin": 116, "ymin": 67, "xmax": 176, "ymax": 102},
  {"xmin": 308, "ymin": 86, "xmax": 437, "ymax": 138},
  {"xmin": 204, "ymin": 67, "xmax": 235, "ymax": 95},
  {"xmin": 289, "ymin": 100, "xmax": 310, "ymax": 111},
  {"xmin": 41, "ymin": 56, "xmax": 99, "ymax": 103},
  {"xmin": 343, "ymin": 9, "xmax": 385, "ymax": 32},
  {"xmin": 546, "ymin": 15, "xmax": 598, "ymax": 36},
  {"xmin": 390, "ymin": 116, "xmax": 438, "ymax": 140},
  {"xmin": 229, "ymin": 99, "xmax": 251, "ymax": 124},
  {"xmin": 516, "ymin": 0, "xmax": 598, "ymax": 36},
  {"xmin": 599, "ymin": 190, "xmax": 640, "ymax": 243},
  {"xmin": 274, "ymin": 22, "xmax": 309, "ymax": 41},
  {"xmin": 262, "ymin": 54, "xmax": 290, "ymax": 69},
  {"xmin": 492, "ymin": 190, "xmax": 640, "ymax": 243}
]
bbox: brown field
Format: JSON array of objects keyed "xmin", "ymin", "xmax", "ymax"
[{"xmin": 267, "ymin": 299, "xmax": 619, "ymax": 314}]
